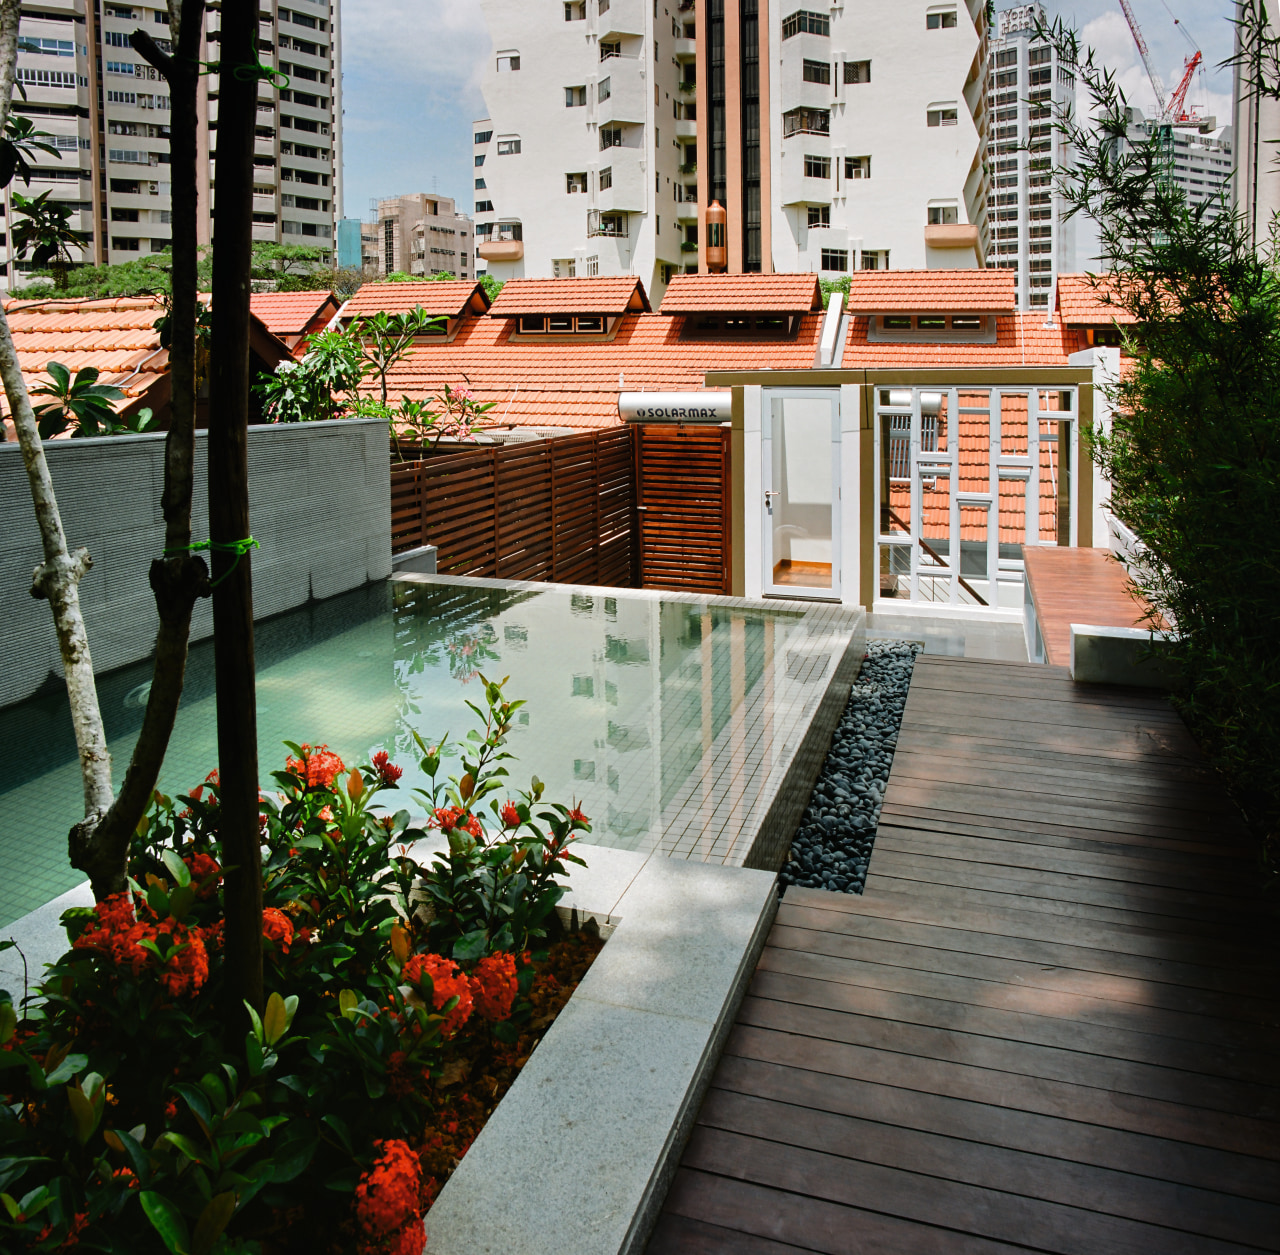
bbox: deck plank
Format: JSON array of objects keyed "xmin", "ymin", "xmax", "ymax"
[{"xmin": 647, "ymin": 655, "xmax": 1280, "ymax": 1254}]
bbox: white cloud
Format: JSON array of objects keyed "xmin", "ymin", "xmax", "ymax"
[{"xmin": 342, "ymin": 0, "xmax": 491, "ymax": 94}]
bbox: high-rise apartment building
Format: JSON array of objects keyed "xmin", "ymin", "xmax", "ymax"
[
  {"xmin": 985, "ymin": 3, "xmax": 1075, "ymax": 309},
  {"xmin": 473, "ymin": 1, "xmax": 989, "ymax": 296},
  {"xmin": 1, "ymin": 0, "xmax": 341, "ymax": 292},
  {"xmin": 1120, "ymin": 108, "xmax": 1233, "ymax": 215},
  {"xmin": 375, "ymin": 194, "xmax": 474, "ymax": 280}
]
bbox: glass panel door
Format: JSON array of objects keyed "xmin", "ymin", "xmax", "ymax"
[{"xmin": 763, "ymin": 391, "xmax": 840, "ymax": 599}]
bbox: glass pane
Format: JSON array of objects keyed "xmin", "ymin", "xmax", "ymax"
[
  {"xmin": 918, "ymin": 466, "xmax": 951, "ymax": 603},
  {"xmin": 1039, "ymin": 417, "xmax": 1062, "ymax": 543},
  {"xmin": 770, "ymin": 396, "xmax": 832, "ymax": 589},
  {"xmin": 879, "ymin": 411, "xmax": 911, "ymax": 535},
  {"xmin": 959, "ymin": 504, "xmax": 988, "ymax": 581},
  {"xmin": 1000, "ymin": 391, "xmax": 1028, "ymax": 455}
]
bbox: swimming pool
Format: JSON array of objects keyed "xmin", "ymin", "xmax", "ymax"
[{"xmin": 0, "ymin": 575, "xmax": 863, "ymax": 928}]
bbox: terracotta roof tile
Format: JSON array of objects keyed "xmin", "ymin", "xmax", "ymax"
[
  {"xmin": 249, "ymin": 290, "xmax": 338, "ymax": 336},
  {"xmin": 486, "ymin": 275, "xmax": 651, "ymax": 317},
  {"xmin": 844, "ymin": 269, "xmax": 1016, "ymax": 314},
  {"xmin": 359, "ymin": 310, "xmax": 822, "ymax": 430},
  {"xmin": 1055, "ymin": 273, "xmax": 1140, "ymax": 326},
  {"xmin": 843, "ymin": 312, "xmax": 1085, "ymax": 367},
  {"xmin": 343, "ymin": 281, "xmax": 489, "ymax": 319},
  {"xmin": 659, "ymin": 272, "xmax": 823, "ymax": 313}
]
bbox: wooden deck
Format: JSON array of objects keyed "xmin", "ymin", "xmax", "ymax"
[{"xmin": 649, "ymin": 654, "xmax": 1280, "ymax": 1254}]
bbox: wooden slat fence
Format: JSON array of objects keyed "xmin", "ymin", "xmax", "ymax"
[
  {"xmin": 634, "ymin": 425, "xmax": 731, "ymax": 595},
  {"xmin": 390, "ymin": 428, "xmax": 635, "ymax": 587}
]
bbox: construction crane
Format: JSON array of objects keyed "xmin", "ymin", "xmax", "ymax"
[{"xmin": 1116, "ymin": 0, "xmax": 1204, "ymax": 127}]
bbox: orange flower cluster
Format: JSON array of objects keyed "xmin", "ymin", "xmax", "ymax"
[
  {"xmin": 262, "ymin": 908, "xmax": 294, "ymax": 957},
  {"xmin": 72, "ymin": 895, "xmax": 208, "ymax": 998},
  {"xmin": 499, "ymin": 801, "xmax": 520, "ymax": 829},
  {"xmin": 286, "ymin": 744, "xmax": 346, "ymax": 789},
  {"xmin": 371, "ymin": 751, "xmax": 403, "ymax": 787},
  {"xmin": 353, "ymin": 1139, "xmax": 425, "ymax": 1255},
  {"xmin": 432, "ymin": 807, "xmax": 482, "ymax": 839},
  {"xmin": 468, "ymin": 953, "xmax": 517, "ymax": 1022},
  {"xmin": 184, "ymin": 851, "xmax": 222, "ymax": 900},
  {"xmin": 402, "ymin": 953, "xmax": 473, "ymax": 1038}
]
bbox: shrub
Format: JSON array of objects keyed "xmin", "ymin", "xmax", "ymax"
[{"xmin": 0, "ymin": 678, "xmax": 591, "ymax": 1252}]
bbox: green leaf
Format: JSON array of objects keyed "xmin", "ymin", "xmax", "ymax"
[
  {"xmin": 161, "ymin": 848, "xmax": 192, "ymax": 888},
  {"xmin": 191, "ymin": 1192, "xmax": 236, "ymax": 1255},
  {"xmin": 159, "ymin": 1131, "xmax": 209, "ymax": 1165},
  {"xmin": 44, "ymin": 1052, "xmax": 87, "ymax": 1086},
  {"xmin": 0, "ymin": 1003, "xmax": 15, "ymax": 1045},
  {"xmin": 263, "ymin": 992, "xmax": 288, "ymax": 1046},
  {"xmin": 268, "ymin": 1125, "xmax": 318, "ymax": 1183},
  {"xmin": 140, "ymin": 1190, "xmax": 192, "ymax": 1255},
  {"xmin": 66, "ymin": 1084, "xmax": 99, "ymax": 1144},
  {"xmin": 44, "ymin": 360, "xmax": 69, "ymax": 391}
]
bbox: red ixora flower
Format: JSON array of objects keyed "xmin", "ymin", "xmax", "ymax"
[
  {"xmin": 432, "ymin": 807, "xmax": 482, "ymax": 839},
  {"xmin": 500, "ymin": 801, "xmax": 520, "ymax": 829},
  {"xmin": 354, "ymin": 1139, "xmax": 425, "ymax": 1255},
  {"xmin": 371, "ymin": 750, "xmax": 403, "ymax": 788},
  {"xmin": 469, "ymin": 952, "xmax": 518, "ymax": 1022},
  {"xmin": 286, "ymin": 744, "xmax": 346, "ymax": 789},
  {"xmin": 401, "ymin": 953, "xmax": 473, "ymax": 1038},
  {"xmin": 567, "ymin": 804, "xmax": 589, "ymax": 824},
  {"xmin": 184, "ymin": 851, "xmax": 222, "ymax": 900},
  {"xmin": 73, "ymin": 894, "xmax": 208, "ymax": 997},
  {"xmin": 262, "ymin": 907, "xmax": 295, "ymax": 956}
]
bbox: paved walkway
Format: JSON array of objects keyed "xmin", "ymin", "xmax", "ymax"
[{"xmin": 650, "ymin": 655, "xmax": 1280, "ymax": 1254}]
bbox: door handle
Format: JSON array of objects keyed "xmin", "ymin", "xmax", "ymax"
[{"xmin": 764, "ymin": 490, "xmax": 779, "ymax": 510}]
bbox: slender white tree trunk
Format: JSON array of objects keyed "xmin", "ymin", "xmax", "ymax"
[{"xmin": 0, "ymin": 0, "xmax": 114, "ymax": 821}]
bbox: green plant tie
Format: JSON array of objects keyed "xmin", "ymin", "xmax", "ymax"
[
  {"xmin": 165, "ymin": 536, "xmax": 259, "ymax": 588},
  {"xmin": 191, "ymin": 58, "xmax": 291, "ymax": 90}
]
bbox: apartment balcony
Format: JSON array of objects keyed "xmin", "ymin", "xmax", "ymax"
[
  {"xmin": 597, "ymin": 160, "xmax": 647, "ymax": 213},
  {"xmin": 598, "ymin": 72, "xmax": 646, "ymax": 126},
  {"xmin": 676, "ymin": 199, "xmax": 698, "ymax": 222},
  {"xmin": 675, "ymin": 116, "xmax": 698, "ymax": 141},
  {"xmin": 253, "ymin": 193, "xmax": 278, "ymax": 214},
  {"xmin": 673, "ymin": 36, "xmax": 696, "ymax": 60},
  {"xmin": 924, "ymin": 223, "xmax": 981, "ymax": 265},
  {"xmin": 478, "ymin": 239, "xmax": 524, "ymax": 262},
  {"xmin": 780, "ymin": 150, "xmax": 833, "ymax": 206},
  {"xmin": 598, "ymin": 0, "xmax": 646, "ymax": 39}
]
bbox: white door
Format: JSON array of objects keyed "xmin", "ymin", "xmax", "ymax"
[{"xmin": 762, "ymin": 390, "xmax": 841, "ymax": 600}]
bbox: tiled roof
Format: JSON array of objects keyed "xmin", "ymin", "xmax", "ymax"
[
  {"xmin": 844, "ymin": 312, "xmax": 1087, "ymax": 367},
  {"xmin": 659, "ymin": 273, "xmax": 823, "ymax": 313},
  {"xmin": 486, "ymin": 276, "xmax": 651, "ymax": 317},
  {"xmin": 359, "ymin": 311, "xmax": 824, "ymax": 430},
  {"xmin": 844, "ymin": 269, "xmax": 1017, "ymax": 314},
  {"xmin": 1055, "ymin": 273, "xmax": 1140, "ymax": 326},
  {"xmin": 342, "ymin": 281, "xmax": 489, "ymax": 319},
  {"xmin": 248, "ymin": 289, "xmax": 337, "ymax": 336}
]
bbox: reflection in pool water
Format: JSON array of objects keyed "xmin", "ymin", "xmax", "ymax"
[{"xmin": 0, "ymin": 579, "xmax": 813, "ymax": 927}]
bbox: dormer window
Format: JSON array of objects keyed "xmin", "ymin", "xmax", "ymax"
[
  {"xmin": 681, "ymin": 313, "xmax": 797, "ymax": 339},
  {"xmin": 518, "ymin": 314, "xmax": 608, "ymax": 334},
  {"xmin": 868, "ymin": 313, "xmax": 996, "ymax": 343}
]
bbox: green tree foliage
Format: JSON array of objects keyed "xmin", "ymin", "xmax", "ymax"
[
  {"xmin": 1045, "ymin": 17, "xmax": 1280, "ymax": 858},
  {"xmin": 254, "ymin": 328, "xmax": 363, "ymax": 423},
  {"xmin": 8, "ymin": 248, "xmax": 214, "ymax": 300},
  {"xmin": 819, "ymin": 274, "xmax": 851, "ymax": 309},
  {"xmin": 0, "ymin": 112, "xmax": 62, "ymax": 189},
  {"xmin": 30, "ymin": 361, "xmax": 155, "ymax": 438},
  {"xmin": 10, "ymin": 191, "xmax": 86, "ymax": 290}
]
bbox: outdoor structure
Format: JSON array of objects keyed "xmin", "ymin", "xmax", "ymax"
[
  {"xmin": 249, "ymin": 288, "xmax": 341, "ymax": 355},
  {"xmin": 0, "ymin": 293, "xmax": 295, "ymax": 434},
  {"xmin": 374, "ymin": 193, "xmax": 474, "ymax": 280},
  {"xmin": 471, "ymin": 1, "xmax": 989, "ymax": 294},
  {"xmin": 0, "ymin": 0, "xmax": 342, "ymax": 290},
  {"xmin": 1118, "ymin": 105, "xmax": 1233, "ymax": 214},
  {"xmin": 1233, "ymin": 0, "xmax": 1280, "ymax": 247},
  {"xmin": 986, "ymin": 3, "xmax": 1078, "ymax": 308}
]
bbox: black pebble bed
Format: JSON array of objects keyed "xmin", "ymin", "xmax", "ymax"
[{"xmin": 779, "ymin": 639, "xmax": 921, "ymax": 895}]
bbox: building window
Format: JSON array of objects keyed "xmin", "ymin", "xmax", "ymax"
[
  {"xmin": 928, "ymin": 205, "xmax": 958, "ymax": 224},
  {"xmin": 802, "ymin": 59, "xmax": 830, "ymax": 85},
  {"xmin": 553, "ymin": 259, "xmax": 577, "ymax": 278},
  {"xmin": 995, "ymin": 69, "xmax": 1017, "ymax": 88},
  {"xmin": 782, "ymin": 10, "xmax": 830, "ymax": 39},
  {"xmin": 519, "ymin": 313, "xmax": 607, "ymax": 334},
  {"xmin": 598, "ymin": 166, "xmax": 613, "ymax": 190},
  {"xmin": 927, "ymin": 106, "xmax": 958, "ymax": 127},
  {"xmin": 565, "ymin": 85, "xmax": 586, "ymax": 106},
  {"xmin": 820, "ymin": 248, "xmax": 848, "ymax": 271},
  {"xmin": 1029, "ymin": 45, "xmax": 1051, "ymax": 66},
  {"xmin": 860, "ymin": 249, "xmax": 888, "ymax": 269},
  {"xmin": 600, "ymin": 127, "xmax": 623, "ymax": 150},
  {"xmin": 845, "ymin": 155, "xmax": 870, "ymax": 179},
  {"xmin": 112, "ymin": 237, "xmax": 141, "ymax": 251},
  {"xmin": 496, "ymin": 137, "xmax": 521, "ymax": 155},
  {"xmin": 803, "ymin": 154, "xmax": 830, "ymax": 179},
  {"xmin": 496, "ymin": 52, "xmax": 521, "ymax": 72},
  {"xmin": 782, "ymin": 107, "xmax": 829, "ymax": 136},
  {"xmin": 598, "ymin": 77, "xmax": 611, "ymax": 101},
  {"xmin": 475, "ymin": 177, "xmax": 486, "ymax": 189},
  {"xmin": 475, "ymin": 154, "xmax": 485, "ymax": 167},
  {"xmin": 843, "ymin": 60, "xmax": 870, "ymax": 84},
  {"xmin": 111, "ymin": 207, "xmax": 140, "ymax": 222},
  {"xmin": 564, "ymin": 1, "xmax": 586, "ymax": 18},
  {"xmin": 600, "ymin": 40, "xmax": 621, "ymax": 61},
  {"xmin": 19, "ymin": 35, "xmax": 74, "ymax": 54},
  {"xmin": 475, "ymin": 200, "xmax": 494, "ymax": 212},
  {"xmin": 588, "ymin": 210, "xmax": 627, "ymax": 237},
  {"xmin": 566, "ymin": 171, "xmax": 588, "ymax": 193},
  {"xmin": 807, "ymin": 205, "xmax": 830, "ymax": 227},
  {"xmin": 995, "ymin": 48, "xmax": 1017, "ymax": 67},
  {"xmin": 474, "ymin": 129, "xmax": 492, "ymax": 145},
  {"xmin": 926, "ymin": 10, "xmax": 957, "ymax": 28}
]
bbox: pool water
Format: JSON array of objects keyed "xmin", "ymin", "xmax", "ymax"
[{"xmin": 0, "ymin": 578, "xmax": 822, "ymax": 928}]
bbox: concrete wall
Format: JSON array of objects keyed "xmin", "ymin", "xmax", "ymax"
[{"xmin": 0, "ymin": 418, "xmax": 390, "ymax": 709}]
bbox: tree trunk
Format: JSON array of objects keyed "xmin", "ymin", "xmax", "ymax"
[
  {"xmin": 0, "ymin": 0, "xmax": 114, "ymax": 829},
  {"xmin": 209, "ymin": 0, "xmax": 264, "ymax": 1015},
  {"xmin": 68, "ymin": 0, "xmax": 211, "ymax": 898}
]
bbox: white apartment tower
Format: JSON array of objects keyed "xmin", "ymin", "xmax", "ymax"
[
  {"xmin": 985, "ymin": 4, "xmax": 1075, "ymax": 309},
  {"xmin": 472, "ymin": 0, "xmax": 684, "ymax": 294},
  {"xmin": 473, "ymin": 1, "xmax": 989, "ymax": 288},
  {"xmin": 1, "ymin": 0, "xmax": 341, "ymax": 291}
]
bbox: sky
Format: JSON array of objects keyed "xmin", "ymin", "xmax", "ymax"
[{"xmin": 337, "ymin": 0, "xmax": 1240, "ymax": 222}]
